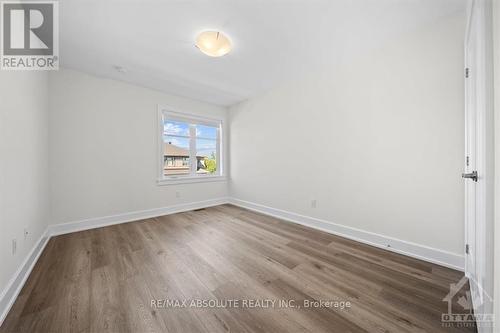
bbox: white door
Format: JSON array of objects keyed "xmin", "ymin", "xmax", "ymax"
[{"xmin": 464, "ymin": 0, "xmax": 485, "ymax": 309}]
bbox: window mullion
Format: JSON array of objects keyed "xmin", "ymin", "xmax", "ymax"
[
  {"xmin": 189, "ymin": 124, "xmax": 197, "ymax": 176},
  {"xmin": 216, "ymin": 125, "xmax": 221, "ymax": 176}
]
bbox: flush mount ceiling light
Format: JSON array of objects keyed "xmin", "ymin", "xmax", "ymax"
[{"xmin": 195, "ymin": 31, "xmax": 232, "ymax": 57}]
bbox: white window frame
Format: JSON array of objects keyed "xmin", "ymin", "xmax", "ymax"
[{"xmin": 157, "ymin": 105, "xmax": 225, "ymax": 185}]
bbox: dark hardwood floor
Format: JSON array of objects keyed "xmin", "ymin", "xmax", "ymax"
[{"xmin": 0, "ymin": 205, "xmax": 476, "ymax": 332}]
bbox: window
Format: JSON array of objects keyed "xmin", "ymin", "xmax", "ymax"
[{"xmin": 158, "ymin": 108, "xmax": 224, "ymax": 184}]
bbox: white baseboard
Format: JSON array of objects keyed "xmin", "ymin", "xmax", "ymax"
[
  {"xmin": 228, "ymin": 198, "xmax": 465, "ymax": 271},
  {"xmin": 0, "ymin": 229, "xmax": 50, "ymax": 326},
  {"xmin": 48, "ymin": 197, "xmax": 230, "ymax": 236}
]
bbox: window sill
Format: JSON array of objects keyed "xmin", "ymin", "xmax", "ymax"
[{"xmin": 157, "ymin": 175, "xmax": 227, "ymax": 186}]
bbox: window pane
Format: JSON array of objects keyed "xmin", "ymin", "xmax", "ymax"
[
  {"xmin": 196, "ymin": 139, "xmax": 217, "ymax": 174},
  {"xmin": 164, "ymin": 120, "xmax": 189, "ymax": 137},
  {"xmin": 195, "ymin": 124, "xmax": 217, "ymax": 139},
  {"xmin": 164, "ymin": 136, "xmax": 190, "ymax": 176}
]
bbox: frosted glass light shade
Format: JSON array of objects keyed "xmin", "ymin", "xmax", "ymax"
[{"xmin": 195, "ymin": 31, "xmax": 232, "ymax": 57}]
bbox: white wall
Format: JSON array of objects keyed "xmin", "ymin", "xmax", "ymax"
[
  {"xmin": 49, "ymin": 69, "xmax": 228, "ymax": 225},
  {"xmin": 229, "ymin": 14, "xmax": 465, "ymax": 256},
  {"xmin": 0, "ymin": 72, "xmax": 49, "ymax": 299}
]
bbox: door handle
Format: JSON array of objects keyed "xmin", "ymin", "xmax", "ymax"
[{"xmin": 462, "ymin": 171, "xmax": 478, "ymax": 182}]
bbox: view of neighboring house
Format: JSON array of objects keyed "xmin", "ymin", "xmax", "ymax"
[{"xmin": 164, "ymin": 142, "xmax": 209, "ymax": 175}]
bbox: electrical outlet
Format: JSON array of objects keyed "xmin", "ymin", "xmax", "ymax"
[
  {"xmin": 24, "ymin": 228, "xmax": 29, "ymax": 240},
  {"xmin": 176, "ymin": 191, "xmax": 181, "ymax": 198},
  {"xmin": 12, "ymin": 239, "xmax": 17, "ymax": 255},
  {"xmin": 311, "ymin": 199, "xmax": 317, "ymax": 208}
]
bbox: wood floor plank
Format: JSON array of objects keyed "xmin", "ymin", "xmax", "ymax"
[{"xmin": 0, "ymin": 204, "xmax": 476, "ymax": 333}]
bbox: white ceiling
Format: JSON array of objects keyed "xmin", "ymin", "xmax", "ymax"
[{"xmin": 60, "ymin": 0, "xmax": 465, "ymax": 106}]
